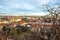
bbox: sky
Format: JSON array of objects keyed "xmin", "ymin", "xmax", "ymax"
[{"xmin": 0, "ymin": 0, "xmax": 60, "ymax": 16}]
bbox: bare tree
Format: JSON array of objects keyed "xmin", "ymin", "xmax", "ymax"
[{"xmin": 45, "ymin": 5, "xmax": 60, "ymax": 40}]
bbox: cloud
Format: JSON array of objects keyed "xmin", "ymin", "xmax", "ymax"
[
  {"xmin": 0, "ymin": 0, "xmax": 60, "ymax": 16},
  {"xmin": 32, "ymin": 0, "xmax": 51, "ymax": 6},
  {"xmin": 10, "ymin": 3, "xmax": 35, "ymax": 10},
  {"xmin": 0, "ymin": 0, "xmax": 36, "ymax": 13},
  {"xmin": 0, "ymin": 12, "xmax": 49, "ymax": 16},
  {"xmin": 22, "ymin": 4, "xmax": 35, "ymax": 9},
  {"xmin": 0, "ymin": 5, "xmax": 2, "ymax": 8},
  {"xmin": 32, "ymin": 0, "xmax": 60, "ymax": 6},
  {"xmin": 4, "ymin": 1, "xmax": 35, "ymax": 10},
  {"xmin": 0, "ymin": 5, "xmax": 11, "ymax": 12}
]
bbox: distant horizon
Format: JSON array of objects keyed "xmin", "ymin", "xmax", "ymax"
[{"xmin": 0, "ymin": 12, "xmax": 49, "ymax": 16}]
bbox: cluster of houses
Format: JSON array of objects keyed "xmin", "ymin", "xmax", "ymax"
[{"xmin": 0, "ymin": 15, "xmax": 60, "ymax": 29}]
